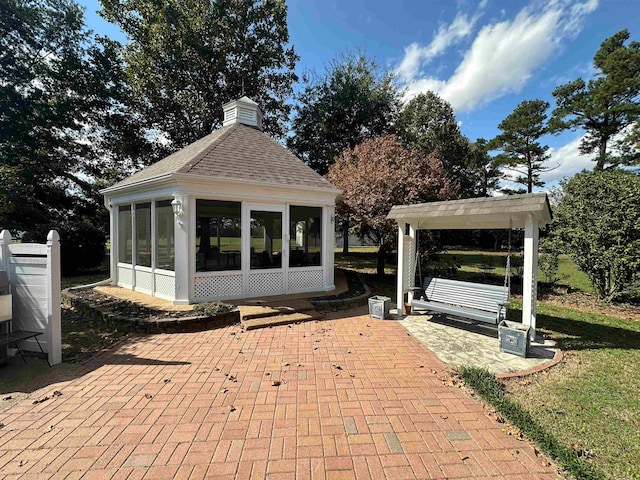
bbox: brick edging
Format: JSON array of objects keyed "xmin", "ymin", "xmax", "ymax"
[
  {"xmin": 496, "ymin": 340, "xmax": 564, "ymax": 380},
  {"xmin": 311, "ymin": 273, "xmax": 371, "ymax": 310}
]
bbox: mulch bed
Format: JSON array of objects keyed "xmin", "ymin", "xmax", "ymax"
[
  {"xmin": 69, "ymin": 288, "xmax": 198, "ymax": 320},
  {"xmin": 310, "ymin": 269, "xmax": 367, "ymax": 302},
  {"xmin": 539, "ymin": 287, "xmax": 640, "ymax": 321}
]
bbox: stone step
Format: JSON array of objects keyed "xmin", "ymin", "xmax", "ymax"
[{"xmin": 241, "ymin": 310, "xmax": 322, "ymax": 330}]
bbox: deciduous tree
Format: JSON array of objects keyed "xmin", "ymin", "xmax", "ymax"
[
  {"xmin": 550, "ymin": 29, "xmax": 640, "ymax": 169},
  {"xmin": 396, "ymin": 92, "xmax": 474, "ymax": 195},
  {"xmin": 327, "ymin": 135, "xmax": 456, "ymax": 276},
  {"xmin": 100, "ymin": 0, "xmax": 298, "ymax": 146}
]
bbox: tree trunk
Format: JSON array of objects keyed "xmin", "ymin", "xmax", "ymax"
[
  {"xmin": 342, "ymin": 220, "xmax": 349, "ymax": 255},
  {"xmin": 596, "ymin": 140, "xmax": 608, "ymax": 170},
  {"xmin": 377, "ymin": 244, "xmax": 387, "ymax": 277}
]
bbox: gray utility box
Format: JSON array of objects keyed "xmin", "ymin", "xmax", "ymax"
[
  {"xmin": 498, "ymin": 320, "xmax": 530, "ymax": 357},
  {"xmin": 368, "ymin": 295, "xmax": 391, "ymax": 320}
]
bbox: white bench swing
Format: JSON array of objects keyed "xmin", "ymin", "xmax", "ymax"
[{"xmin": 410, "ymin": 224, "xmax": 513, "ymax": 326}]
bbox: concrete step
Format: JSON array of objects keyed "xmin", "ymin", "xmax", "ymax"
[
  {"xmin": 238, "ymin": 300, "xmax": 316, "ymax": 320},
  {"xmin": 241, "ymin": 310, "xmax": 322, "ymax": 330}
]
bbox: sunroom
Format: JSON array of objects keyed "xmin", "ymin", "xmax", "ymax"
[{"xmin": 101, "ymin": 97, "xmax": 340, "ymax": 304}]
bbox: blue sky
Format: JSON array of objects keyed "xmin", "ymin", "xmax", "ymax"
[{"xmin": 80, "ymin": 0, "xmax": 639, "ymax": 189}]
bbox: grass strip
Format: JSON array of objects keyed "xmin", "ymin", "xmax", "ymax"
[{"xmin": 458, "ymin": 366, "xmax": 602, "ymax": 480}]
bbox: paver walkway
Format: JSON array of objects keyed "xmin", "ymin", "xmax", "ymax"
[{"xmin": 0, "ymin": 308, "xmax": 559, "ymax": 479}]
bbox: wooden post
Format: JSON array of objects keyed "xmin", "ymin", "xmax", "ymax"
[
  {"xmin": 522, "ymin": 215, "xmax": 539, "ymax": 341},
  {"xmin": 396, "ymin": 222, "xmax": 405, "ymax": 319},
  {"xmin": 46, "ymin": 230, "xmax": 62, "ymax": 365}
]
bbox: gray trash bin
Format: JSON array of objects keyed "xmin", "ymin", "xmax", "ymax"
[
  {"xmin": 498, "ymin": 320, "xmax": 530, "ymax": 357},
  {"xmin": 368, "ymin": 296, "xmax": 391, "ymax": 320}
]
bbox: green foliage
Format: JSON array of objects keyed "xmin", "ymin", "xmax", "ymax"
[
  {"xmin": 1, "ymin": 0, "xmax": 156, "ymax": 271},
  {"xmin": 466, "ymin": 138, "xmax": 502, "ymax": 197},
  {"xmin": 550, "ymin": 30, "xmax": 640, "ymax": 169},
  {"xmin": 100, "ymin": 0, "xmax": 298, "ymax": 147},
  {"xmin": 397, "ymin": 92, "xmax": 484, "ymax": 196},
  {"xmin": 288, "ymin": 52, "xmax": 401, "ymax": 175},
  {"xmin": 550, "ymin": 169, "xmax": 640, "ymax": 300},
  {"xmin": 193, "ymin": 301, "xmax": 234, "ymax": 317},
  {"xmin": 490, "ymin": 99, "xmax": 551, "ymax": 193},
  {"xmin": 459, "ymin": 367, "xmax": 602, "ymax": 480}
]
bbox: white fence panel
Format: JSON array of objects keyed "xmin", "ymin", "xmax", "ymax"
[{"xmin": 0, "ymin": 230, "xmax": 61, "ymax": 365}]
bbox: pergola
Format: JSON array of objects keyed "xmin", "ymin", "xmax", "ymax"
[{"xmin": 387, "ymin": 193, "xmax": 553, "ymax": 340}]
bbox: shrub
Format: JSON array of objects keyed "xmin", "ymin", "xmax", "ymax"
[
  {"xmin": 549, "ymin": 170, "xmax": 640, "ymax": 300},
  {"xmin": 193, "ymin": 301, "xmax": 233, "ymax": 317}
]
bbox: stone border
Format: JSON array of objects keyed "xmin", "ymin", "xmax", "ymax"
[
  {"xmin": 62, "ymin": 288, "xmax": 240, "ymax": 334},
  {"xmin": 496, "ymin": 339, "xmax": 564, "ymax": 380},
  {"xmin": 311, "ymin": 272, "xmax": 371, "ymax": 310}
]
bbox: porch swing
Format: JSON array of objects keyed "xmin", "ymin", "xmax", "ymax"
[{"xmin": 409, "ymin": 219, "xmax": 513, "ymax": 325}]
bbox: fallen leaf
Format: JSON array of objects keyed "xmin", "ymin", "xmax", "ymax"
[
  {"xmin": 0, "ymin": 423, "xmax": 4, "ymax": 429},
  {"xmin": 144, "ymin": 394, "xmax": 153, "ymax": 400},
  {"xmin": 220, "ymin": 388, "xmax": 228, "ymax": 394},
  {"xmin": 461, "ymin": 456, "xmax": 469, "ymax": 461},
  {"xmin": 52, "ymin": 391, "xmax": 62, "ymax": 397},
  {"xmin": 42, "ymin": 425, "xmax": 54, "ymax": 433},
  {"xmin": 229, "ymin": 405, "xmax": 236, "ymax": 412},
  {"xmin": 2, "ymin": 396, "xmax": 12, "ymax": 401},
  {"xmin": 163, "ymin": 379, "xmax": 171, "ymax": 384},
  {"xmin": 281, "ymin": 362, "xmax": 289, "ymax": 367},
  {"xmin": 271, "ymin": 380, "xmax": 281, "ymax": 386},
  {"xmin": 32, "ymin": 396, "xmax": 50, "ymax": 405},
  {"xmin": 19, "ymin": 460, "xmax": 27, "ymax": 467},
  {"xmin": 349, "ymin": 373, "xmax": 355, "ymax": 378}
]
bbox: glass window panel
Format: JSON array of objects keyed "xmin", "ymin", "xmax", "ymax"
[
  {"xmin": 196, "ymin": 200, "xmax": 241, "ymax": 272},
  {"xmin": 289, "ymin": 206, "xmax": 322, "ymax": 267},
  {"xmin": 135, "ymin": 203, "xmax": 152, "ymax": 267},
  {"xmin": 155, "ymin": 200, "xmax": 174, "ymax": 271},
  {"xmin": 118, "ymin": 205, "xmax": 132, "ymax": 264},
  {"xmin": 250, "ymin": 211, "xmax": 282, "ymax": 270}
]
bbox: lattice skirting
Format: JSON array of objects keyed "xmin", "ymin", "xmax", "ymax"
[
  {"xmin": 118, "ymin": 266, "xmax": 132, "ymax": 287},
  {"xmin": 249, "ymin": 271, "xmax": 284, "ymax": 296},
  {"xmin": 154, "ymin": 273, "xmax": 175, "ymax": 299},
  {"xmin": 134, "ymin": 268, "xmax": 153, "ymax": 294},
  {"xmin": 287, "ymin": 269, "xmax": 323, "ymax": 292},
  {"xmin": 195, "ymin": 274, "xmax": 243, "ymax": 299}
]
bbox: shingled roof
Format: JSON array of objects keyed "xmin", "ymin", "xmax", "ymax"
[
  {"xmin": 387, "ymin": 193, "xmax": 552, "ymax": 229},
  {"xmin": 105, "ymin": 123, "xmax": 338, "ymax": 192}
]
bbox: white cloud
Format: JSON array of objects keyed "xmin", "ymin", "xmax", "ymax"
[
  {"xmin": 539, "ymin": 136, "xmax": 593, "ymax": 185},
  {"xmin": 396, "ymin": 5, "xmax": 485, "ymax": 82},
  {"xmin": 399, "ymin": 0, "xmax": 599, "ymax": 111}
]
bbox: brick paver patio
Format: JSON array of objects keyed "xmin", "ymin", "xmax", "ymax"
[{"xmin": 0, "ymin": 308, "xmax": 559, "ymax": 479}]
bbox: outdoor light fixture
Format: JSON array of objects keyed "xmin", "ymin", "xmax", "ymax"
[{"xmin": 171, "ymin": 198, "xmax": 183, "ymax": 217}]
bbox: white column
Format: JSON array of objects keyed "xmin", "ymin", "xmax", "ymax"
[
  {"xmin": 407, "ymin": 223, "xmax": 416, "ymax": 304},
  {"xmin": 396, "ymin": 222, "xmax": 405, "ymax": 318},
  {"xmin": 46, "ymin": 231, "xmax": 62, "ymax": 365},
  {"xmin": 323, "ymin": 205, "xmax": 335, "ymax": 290},
  {"xmin": 522, "ymin": 215, "xmax": 539, "ymax": 341},
  {"xmin": 0, "ymin": 230, "xmax": 12, "ymax": 274},
  {"xmin": 107, "ymin": 200, "xmax": 117, "ymax": 286},
  {"xmin": 173, "ymin": 194, "xmax": 190, "ymax": 304}
]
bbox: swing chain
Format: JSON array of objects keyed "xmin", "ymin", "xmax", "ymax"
[{"xmin": 503, "ymin": 217, "xmax": 512, "ymax": 294}]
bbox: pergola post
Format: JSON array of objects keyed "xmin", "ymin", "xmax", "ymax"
[
  {"xmin": 407, "ymin": 223, "xmax": 417, "ymax": 304},
  {"xmin": 396, "ymin": 222, "xmax": 405, "ymax": 319},
  {"xmin": 522, "ymin": 214, "xmax": 539, "ymax": 341}
]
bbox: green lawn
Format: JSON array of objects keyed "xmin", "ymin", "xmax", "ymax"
[{"xmin": 336, "ymin": 248, "xmax": 639, "ymax": 479}]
